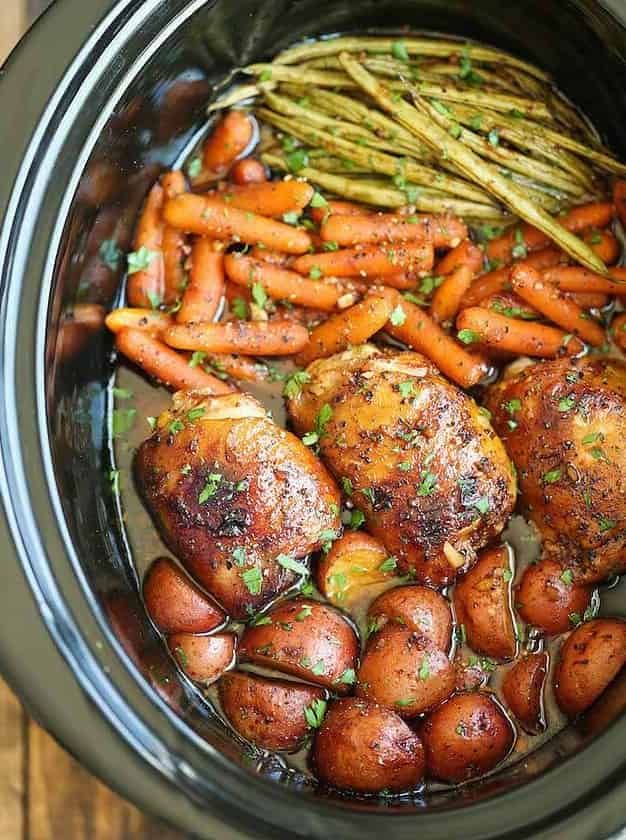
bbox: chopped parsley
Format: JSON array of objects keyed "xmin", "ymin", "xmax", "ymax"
[
  {"xmin": 457, "ymin": 329, "xmax": 480, "ymax": 345},
  {"xmin": 112, "ymin": 408, "xmax": 137, "ymax": 437},
  {"xmin": 392, "ymin": 40, "xmax": 409, "ymax": 61},
  {"xmin": 127, "ymin": 246, "xmax": 157, "ymax": 275},
  {"xmin": 335, "ymin": 668, "xmax": 356, "ymax": 685},
  {"xmin": 283, "ymin": 370, "xmax": 311, "ymax": 400},
  {"xmin": 277, "ymin": 554, "xmax": 308, "ymax": 575},
  {"xmin": 198, "ymin": 473, "xmax": 222, "ymax": 503},
  {"xmin": 418, "ymin": 654, "xmax": 430, "ymax": 681},
  {"xmin": 379, "ymin": 556, "xmax": 397, "ymax": 574},
  {"xmin": 560, "ymin": 569, "xmax": 574, "ymax": 585},
  {"xmin": 542, "ymin": 468, "xmax": 562, "ymax": 484},
  {"xmin": 390, "ymin": 304, "xmax": 407, "ymax": 326},
  {"xmin": 241, "ymin": 566, "xmax": 262, "ymax": 595},
  {"xmin": 304, "ymin": 698, "xmax": 327, "ymax": 728},
  {"xmin": 416, "ymin": 471, "xmax": 438, "ymax": 496},
  {"xmin": 99, "ymin": 239, "xmax": 121, "ymax": 271}
]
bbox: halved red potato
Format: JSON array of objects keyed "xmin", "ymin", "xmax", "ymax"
[
  {"xmin": 554, "ymin": 618, "xmax": 626, "ymax": 717},
  {"xmin": 167, "ymin": 632, "xmax": 236, "ymax": 685},
  {"xmin": 356, "ymin": 625, "xmax": 455, "ymax": 718},
  {"xmin": 218, "ymin": 671, "xmax": 327, "ymax": 751},
  {"xmin": 453, "ymin": 545, "xmax": 517, "ymax": 661},
  {"xmin": 238, "ymin": 598, "xmax": 359, "ymax": 693},
  {"xmin": 502, "ymin": 652, "xmax": 548, "ymax": 734},
  {"xmin": 316, "ymin": 531, "xmax": 393, "ymax": 609},
  {"xmin": 143, "ymin": 557, "xmax": 225, "ymax": 634},
  {"xmin": 313, "ymin": 698, "xmax": 425, "ymax": 794},
  {"xmin": 454, "ymin": 652, "xmax": 496, "ymax": 691},
  {"xmin": 421, "ymin": 691, "xmax": 515, "ymax": 783},
  {"xmin": 367, "ymin": 585, "xmax": 453, "ymax": 651},
  {"xmin": 516, "ymin": 559, "xmax": 593, "ymax": 636}
]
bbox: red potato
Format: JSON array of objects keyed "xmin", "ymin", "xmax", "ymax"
[
  {"xmin": 143, "ymin": 557, "xmax": 225, "ymax": 633},
  {"xmin": 168, "ymin": 632, "xmax": 236, "ymax": 685},
  {"xmin": 202, "ymin": 110, "xmax": 253, "ymax": 175},
  {"xmin": 502, "ymin": 652, "xmax": 548, "ymax": 734},
  {"xmin": 229, "ymin": 158, "xmax": 267, "ymax": 185},
  {"xmin": 422, "ymin": 692, "xmax": 515, "ymax": 783},
  {"xmin": 313, "ymin": 698, "xmax": 425, "ymax": 794},
  {"xmin": 554, "ymin": 618, "xmax": 626, "ymax": 717},
  {"xmin": 515, "ymin": 559, "xmax": 593, "ymax": 636},
  {"xmin": 453, "ymin": 545, "xmax": 517, "ymax": 661},
  {"xmin": 218, "ymin": 671, "xmax": 327, "ymax": 751},
  {"xmin": 238, "ymin": 598, "xmax": 359, "ymax": 693},
  {"xmin": 356, "ymin": 625, "xmax": 455, "ymax": 718},
  {"xmin": 367, "ymin": 585, "xmax": 453, "ymax": 652},
  {"xmin": 316, "ymin": 531, "xmax": 392, "ymax": 609}
]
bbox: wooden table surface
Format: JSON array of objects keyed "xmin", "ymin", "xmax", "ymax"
[{"xmin": 0, "ymin": 4, "xmax": 185, "ymax": 837}]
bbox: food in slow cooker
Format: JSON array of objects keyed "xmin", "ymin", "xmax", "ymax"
[{"xmin": 99, "ymin": 34, "xmax": 626, "ymax": 796}]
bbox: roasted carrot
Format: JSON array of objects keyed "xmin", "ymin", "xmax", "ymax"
[
  {"xmin": 177, "ymin": 238, "xmax": 225, "ymax": 324},
  {"xmin": 320, "ymin": 212, "xmax": 466, "ymax": 248},
  {"xmin": 202, "ymin": 353, "xmax": 271, "ymax": 382},
  {"xmin": 164, "ymin": 320, "xmax": 309, "ymax": 356},
  {"xmin": 431, "ymin": 240, "xmax": 484, "ymax": 323},
  {"xmin": 613, "ymin": 180, "xmax": 626, "ymax": 230},
  {"xmin": 542, "ymin": 265, "xmax": 626, "ymax": 295},
  {"xmin": 106, "ymin": 307, "xmax": 173, "ymax": 336},
  {"xmin": 214, "ymin": 180, "xmax": 314, "ymax": 217},
  {"xmin": 161, "ymin": 171, "xmax": 187, "ymax": 199},
  {"xmin": 224, "ymin": 253, "xmax": 341, "ymax": 311},
  {"xmin": 230, "ymin": 158, "xmax": 268, "ymax": 185},
  {"xmin": 293, "ymin": 241, "xmax": 434, "ymax": 278},
  {"xmin": 163, "ymin": 194, "xmax": 312, "ymax": 254},
  {"xmin": 511, "ymin": 265, "xmax": 606, "ymax": 346},
  {"xmin": 611, "ymin": 312, "xmax": 626, "ymax": 351},
  {"xmin": 310, "ymin": 199, "xmax": 369, "ymax": 225},
  {"xmin": 202, "ymin": 110, "xmax": 253, "ymax": 174},
  {"xmin": 380, "ymin": 272, "xmax": 418, "ymax": 290},
  {"xmin": 482, "ymin": 292, "xmax": 540, "ymax": 321},
  {"xmin": 485, "ymin": 202, "xmax": 615, "ymax": 265},
  {"xmin": 248, "ymin": 246, "xmax": 291, "ymax": 266},
  {"xmin": 455, "ymin": 307, "xmax": 584, "ymax": 357},
  {"xmin": 435, "ymin": 239, "xmax": 484, "ymax": 276},
  {"xmin": 583, "ymin": 228, "xmax": 620, "ymax": 265},
  {"xmin": 465, "ymin": 247, "xmax": 565, "ymax": 307},
  {"xmin": 160, "ymin": 171, "xmax": 188, "ymax": 304},
  {"xmin": 126, "ymin": 183, "xmax": 165, "ymax": 308},
  {"xmin": 116, "ymin": 328, "xmax": 235, "ymax": 393},
  {"xmin": 379, "ymin": 289, "xmax": 487, "ymax": 388},
  {"xmin": 566, "ymin": 291, "xmax": 609, "ymax": 309},
  {"xmin": 295, "ymin": 294, "xmax": 395, "ymax": 366}
]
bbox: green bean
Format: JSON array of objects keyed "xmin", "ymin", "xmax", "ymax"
[
  {"xmin": 273, "ymin": 37, "xmax": 551, "ymax": 81},
  {"xmin": 207, "ymin": 82, "xmax": 274, "ymax": 112},
  {"xmin": 297, "ymin": 154, "xmax": 371, "ymax": 174},
  {"xmin": 262, "ymin": 152, "xmax": 508, "ymax": 219},
  {"xmin": 257, "ymin": 106, "xmax": 498, "ymax": 206},
  {"xmin": 245, "ymin": 64, "xmax": 357, "ymax": 87},
  {"xmin": 421, "ymin": 61, "xmax": 521, "ymax": 93},
  {"xmin": 338, "ymin": 52, "xmax": 607, "ymax": 274},
  {"xmin": 412, "ymin": 82, "xmax": 553, "ymax": 121}
]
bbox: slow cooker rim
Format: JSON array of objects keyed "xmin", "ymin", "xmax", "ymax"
[{"xmin": 0, "ymin": 1, "xmax": 625, "ymax": 837}]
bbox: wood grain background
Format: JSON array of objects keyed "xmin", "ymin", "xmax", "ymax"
[{"xmin": 0, "ymin": 4, "xmax": 184, "ymax": 837}]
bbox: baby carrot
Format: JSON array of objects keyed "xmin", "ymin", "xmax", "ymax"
[
  {"xmin": 465, "ymin": 247, "xmax": 565, "ymax": 307},
  {"xmin": 105, "ymin": 307, "xmax": 173, "ymax": 335},
  {"xmin": 295, "ymin": 294, "xmax": 395, "ymax": 366},
  {"xmin": 177, "ymin": 238, "xmax": 225, "ymax": 324},
  {"xmin": 164, "ymin": 320, "xmax": 309, "ymax": 356},
  {"xmin": 320, "ymin": 212, "xmax": 466, "ymax": 248},
  {"xmin": 542, "ymin": 265, "xmax": 626, "ymax": 295},
  {"xmin": 203, "ymin": 353, "xmax": 270, "ymax": 382},
  {"xmin": 486, "ymin": 202, "xmax": 615, "ymax": 265},
  {"xmin": 481, "ymin": 292, "xmax": 541, "ymax": 321},
  {"xmin": 310, "ymin": 199, "xmax": 369, "ymax": 225},
  {"xmin": 293, "ymin": 241, "xmax": 434, "ymax": 278},
  {"xmin": 583, "ymin": 228, "xmax": 620, "ymax": 265},
  {"xmin": 224, "ymin": 253, "xmax": 341, "ymax": 311},
  {"xmin": 215, "ymin": 179, "xmax": 314, "ymax": 217},
  {"xmin": 613, "ymin": 180, "xmax": 626, "ymax": 230},
  {"xmin": 611, "ymin": 312, "xmax": 626, "ymax": 351},
  {"xmin": 435, "ymin": 239, "xmax": 484, "ymax": 276},
  {"xmin": 431, "ymin": 240, "xmax": 484, "ymax": 323},
  {"xmin": 566, "ymin": 291, "xmax": 609, "ymax": 309},
  {"xmin": 163, "ymin": 194, "xmax": 312, "ymax": 254},
  {"xmin": 127, "ymin": 182, "xmax": 165, "ymax": 308},
  {"xmin": 381, "ymin": 289, "xmax": 488, "ymax": 388},
  {"xmin": 230, "ymin": 158, "xmax": 267, "ymax": 185},
  {"xmin": 511, "ymin": 265, "xmax": 606, "ymax": 346},
  {"xmin": 203, "ymin": 110, "xmax": 253, "ymax": 174},
  {"xmin": 248, "ymin": 246, "xmax": 291, "ymax": 266},
  {"xmin": 161, "ymin": 171, "xmax": 188, "ymax": 304},
  {"xmin": 455, "ymin": 307, "xmax": 584, "ymax": 357},
  {"xmin": 115, "ymin": 328, "xmax": 235, "ymax": 393}
]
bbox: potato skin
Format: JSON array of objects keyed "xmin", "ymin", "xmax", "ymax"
[
  {"xmin": 486, "ymin": 357, "xmax": 626, "ymax": 584},
  {"xmin": 218, "ymin": 671, "xmax": 326, "ymax": 751},
  {"xmin": 422, "ymin": 692, "xmax": 515, "ymax": 783},
  {"xmin": 554, "ymin": 618, "xmax": 626, "ymax": 717},
  {"xmin": 143, "ymin": 557, "xmax": 225, "ymax": 634},
  {"xmin": 453, "ymin": 545, "xmax": 517, "ymax": 661},
  {"xmin": 313, "ymin": 698, "xmax": 425, "ymax": 793},
  {"xmin": 502, "ymin": 652, "xmax": 548, "ymax": 734},
  {"xmin": 316, "ymin": 531, "xmax": 391, "ymax": 609},
  {"xmin": 167, "ymin": 633, "xmax": 236, "ymax": 685},
  {"xmin": 238, "ymin": 598, "xmax": 359, "ymax": 692},
  {"xmin": 287, "ymin": 346, "xmax": 516, "ymax": 588},
  {"xmin": 356, "ymin": 625, "xmax": 455, "ymax": 717},
  {"xmin": 367, "ymin": 585, "xmax": 452, "ymax": 651},
  {"xmin": 516, "ymin": 559, "xmax": 592, "ymax": 636},
  {"xmin": 136, "ymin": 392, "xmax": 341, "ymax": 618}
]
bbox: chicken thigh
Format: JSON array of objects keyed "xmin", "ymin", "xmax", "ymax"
[
  {"xmin": 486, "ymin": 356, "xmax": 626, "ymax": 584},
  {"xmin": 286, "ymin": 346, "xmax": 516, "ymax": 587},
  {"xmin": 135, "ymin": 390, "xmax": 341, "ymax": 618}
]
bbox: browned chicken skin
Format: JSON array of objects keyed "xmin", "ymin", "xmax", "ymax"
[
  {"xmin": 135, "ymin": 390, "xmax": 341, "ymax": 618},
  {"xmin": 286, "ymin": 346, "xmax": 516, "ymax": 587},
  {"xmin": 486, "ymin": 356, "xmax": 626, "ymax": 584}
]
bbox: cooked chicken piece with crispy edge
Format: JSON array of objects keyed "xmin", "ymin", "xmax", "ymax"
[
  {"xmin": 135, "ymin": 390, "xmax": 341, "ymax": 618},
  {"xmin": 286, "ymin": 346, "xmax": 516, "ymax": 587}
]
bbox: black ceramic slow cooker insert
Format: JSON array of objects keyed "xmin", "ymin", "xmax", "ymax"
[{"xmin": 1, "ymin": 0, "xmax": 626, "ymax": 837}]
